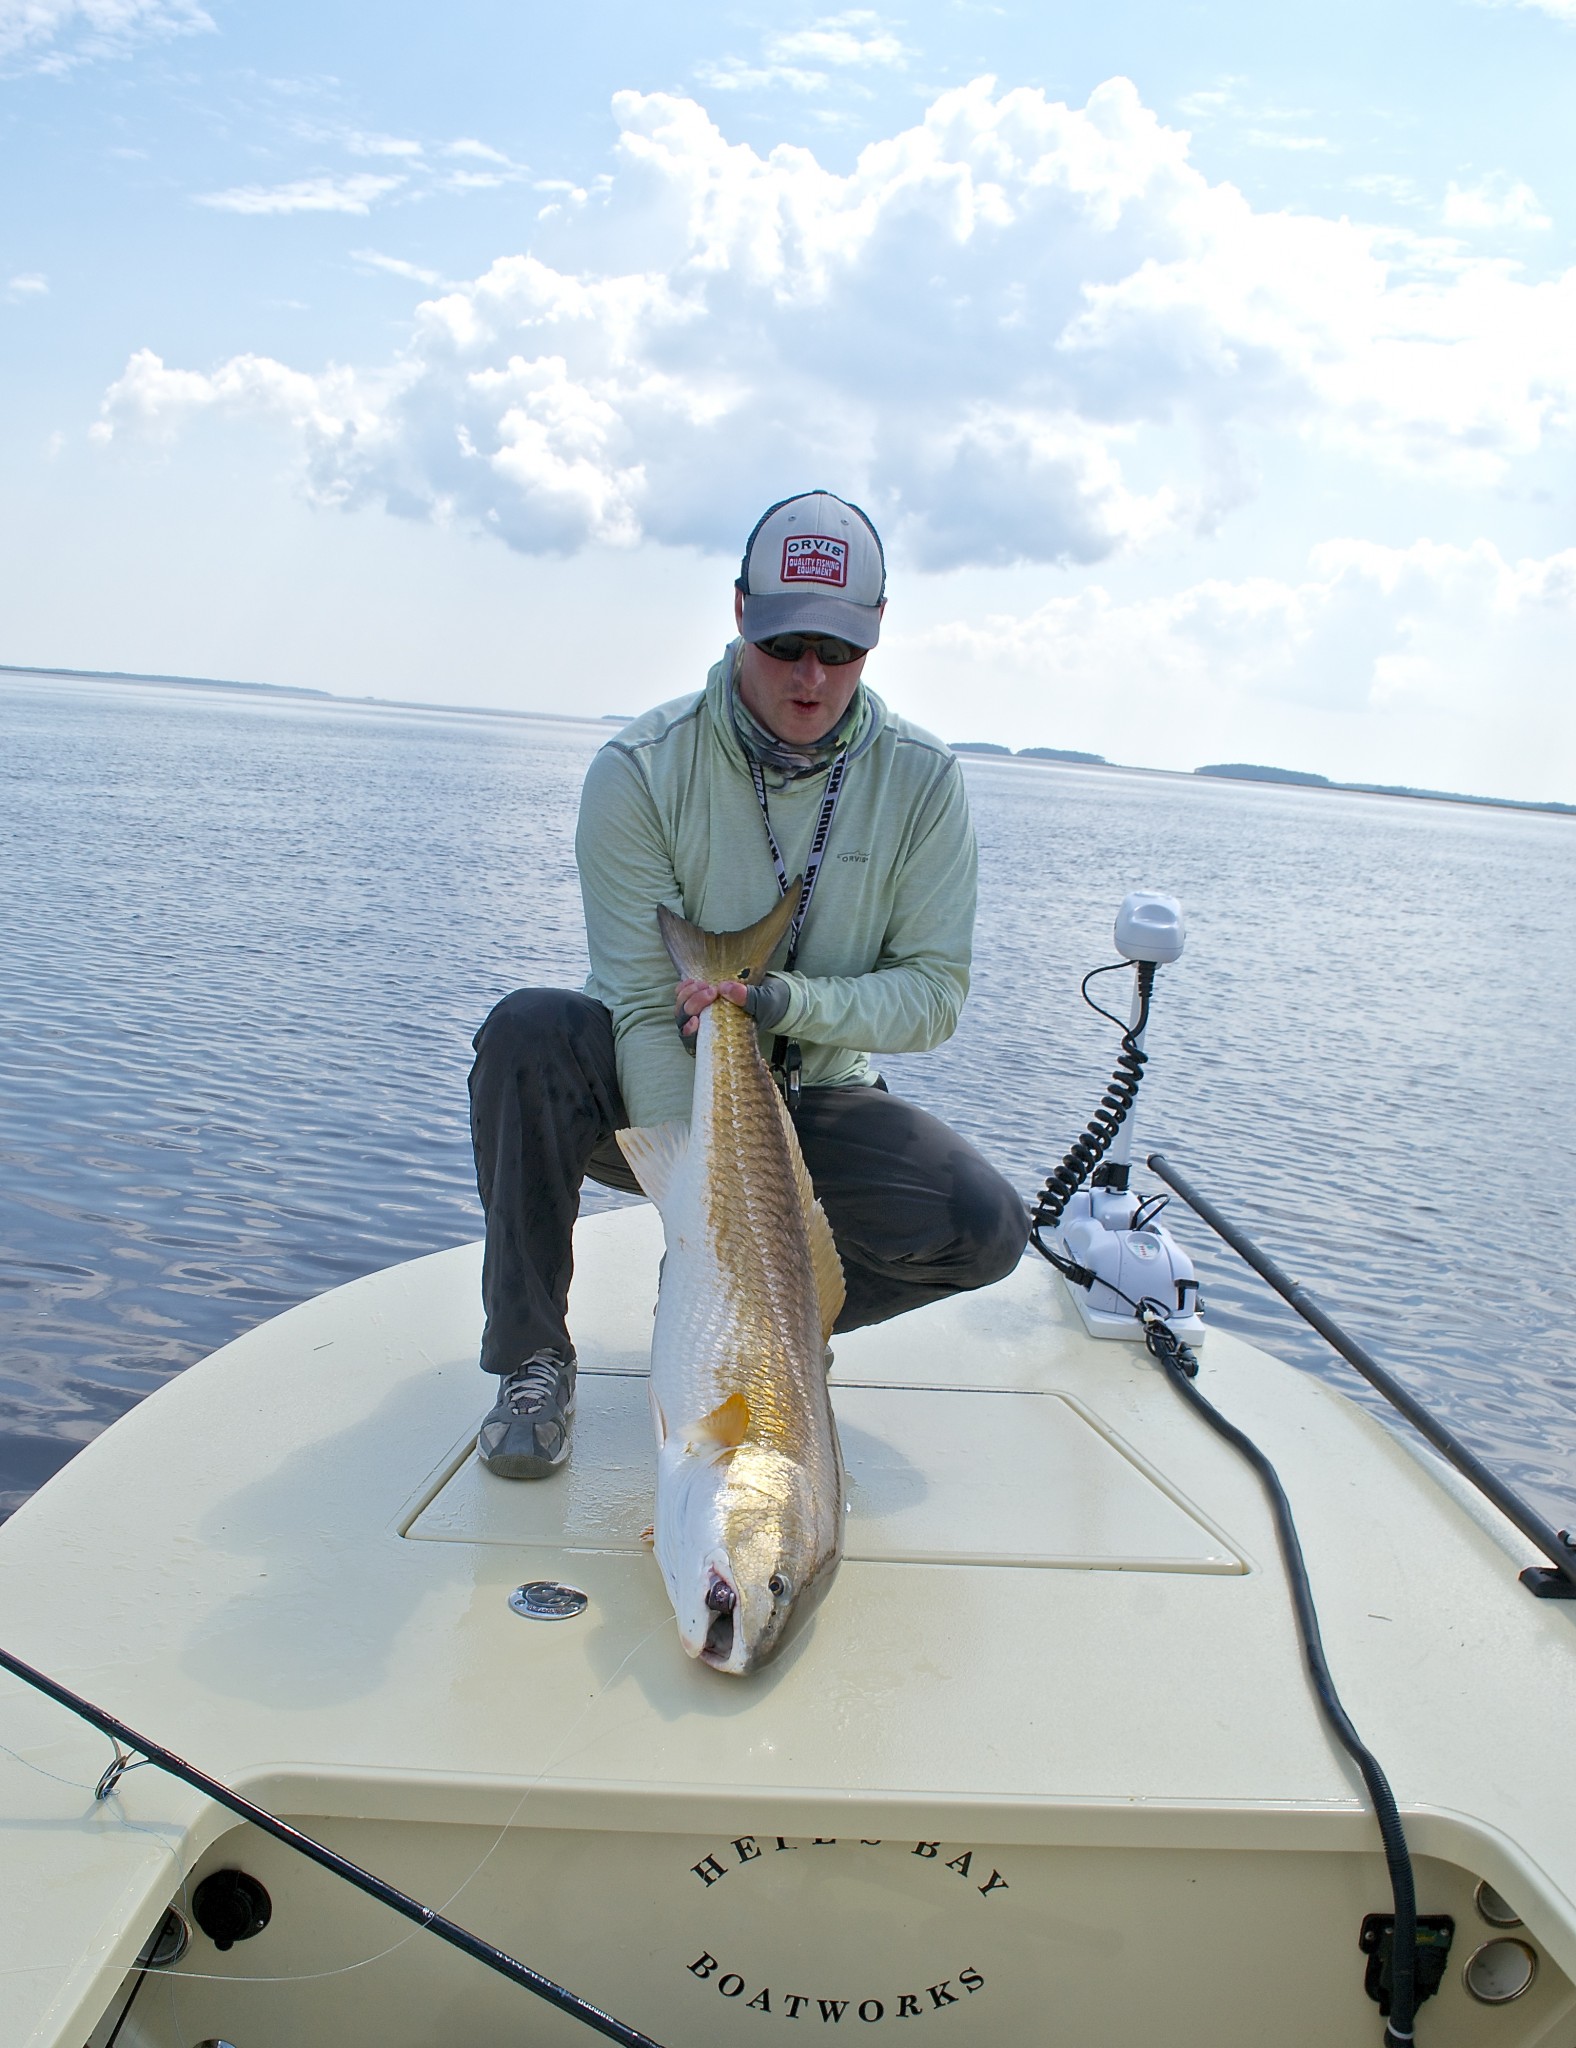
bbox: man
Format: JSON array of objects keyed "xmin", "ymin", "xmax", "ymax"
[{"xmin": 468, "ymin": 490, "xmax": 1028, "ymax": 1478}]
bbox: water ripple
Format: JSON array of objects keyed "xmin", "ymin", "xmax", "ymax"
[{"xmin": 3, "ymin": 679, "xmax": 1574, "ymax": 1535}]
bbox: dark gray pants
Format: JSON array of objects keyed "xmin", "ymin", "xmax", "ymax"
[{"xmin": 468, "ymin": 988, "xmax": 1028, "ymax": 1375}]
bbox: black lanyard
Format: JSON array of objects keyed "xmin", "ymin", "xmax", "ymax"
[
  {"xmin": 747, "ymin": 750, "xmax": 848, "ymax": 1106},
  {"xmin": 747, "ymin": 750, "xmax": 848, "ymax": 969}
]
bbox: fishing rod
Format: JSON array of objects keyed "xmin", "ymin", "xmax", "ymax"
[
  {"xmin": 1144, "ymin": 1151, "xmax": 1576, "ymax": 1601},
  {"xmin": 0, "ymin": 1642, "xmax": 669, "ymax": 2048}
]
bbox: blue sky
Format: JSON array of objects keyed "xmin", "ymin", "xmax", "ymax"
[{"xmin": 2, "ymin": 0, "xmax": 1573, "ymax": 796}]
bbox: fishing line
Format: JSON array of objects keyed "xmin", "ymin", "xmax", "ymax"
[
  {"xmin": 0, "ymin": 1730, "xmax": 105, "ymax": 1793},
  {"xmin": 64, "ymin": 1610, "xmax": 677, "ymax": 1996},
  {"xmin": 1, "ymin": 1612, "xmax": 679, "ymax": 2048}
]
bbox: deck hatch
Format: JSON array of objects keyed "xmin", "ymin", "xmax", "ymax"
[{"xmin": 402, "ymin": 1373, "xmax": 1245, "ymax": 1574}]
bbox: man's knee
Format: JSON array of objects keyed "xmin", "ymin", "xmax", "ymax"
[
  {"xmin": 473, "ymin": 987, "xmax": 604, "ymax": 1061},
  {"xmin": 950, "ymin": 1153, "xmax": 1029, "ymax": 1289}
]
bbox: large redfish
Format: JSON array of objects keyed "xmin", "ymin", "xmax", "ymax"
[{"xmin": 617, "ymin": 890, "xmax": 846, "ymax": 1675}]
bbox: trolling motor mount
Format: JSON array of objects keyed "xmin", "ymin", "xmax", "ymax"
[{"xmin": 1034, "ymin": 892, "xmax": 1205, "ymax": 1347}]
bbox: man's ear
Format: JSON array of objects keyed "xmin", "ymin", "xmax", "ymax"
[{"xmin": 734, "ymin": 587, "xmax": 746, "ymax": 630}]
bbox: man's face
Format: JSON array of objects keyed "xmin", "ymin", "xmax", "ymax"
[{"xmin": 733, "ymin": 588, "xmax": 876, "ymax": 747}]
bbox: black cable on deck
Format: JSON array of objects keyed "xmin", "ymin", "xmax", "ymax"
[
  {"xmin": 0, "ymin": 1643, "xmax": 668, "ymax": 2048},
  {"xmin": 1136, "ymin": 1313, "xmax": 1419, "ymax": 2046}
]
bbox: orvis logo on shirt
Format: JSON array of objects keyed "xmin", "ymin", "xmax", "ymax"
[{"xmin": 780, "ymin": 534, "xmax": 848, "ymax": 587}]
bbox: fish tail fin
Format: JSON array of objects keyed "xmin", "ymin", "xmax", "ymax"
[{"xmin": 657, "ymin": 885, "xmax": 800, "ymax": 987}]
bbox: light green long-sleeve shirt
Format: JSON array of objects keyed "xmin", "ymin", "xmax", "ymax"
[{"xmin": 577, "ymin": 645, "xmax": 977, "ymax": 1130}]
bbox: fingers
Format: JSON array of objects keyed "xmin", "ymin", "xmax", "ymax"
[
  {"xmin": 674, "ymin": 978, "xmax": 752, "ymax": 1041},
  {"xmin": 675, "ymin": 978, "xmax": 716, "ymax": 1042}
]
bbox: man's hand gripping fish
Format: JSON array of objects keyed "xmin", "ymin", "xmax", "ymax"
[{"xmin": 618, "ymin": 889, "xmax": 846, "ymax": 1675}]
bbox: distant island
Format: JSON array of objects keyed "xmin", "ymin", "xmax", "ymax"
[
  {"xmin": 1195, "ymin": 762, "xmax": 1331, "ymax": 787},
  {"xmin": 1196, "ymin": 762, "xmax": 1576, "ymax": 817},
  {"xmin": 2, "ymin": 662, "xmax": 614, "ymax": 732},
  {"xmin": 951, "ymin": 742, "xmax": 1108, "ymax": 765},
  {"xmin": 9, "ymin": 666, "xmax": 1568, "ymax": 817},
  {"xmin": 1, "ymin": 660, "xmax": 332, "ymax": 700}
]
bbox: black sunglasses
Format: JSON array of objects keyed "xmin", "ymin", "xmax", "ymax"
[{"xmin": 752, "ymin": 632, "xmax": 864, "ymax": 667}]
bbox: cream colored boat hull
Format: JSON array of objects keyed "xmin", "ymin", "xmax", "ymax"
[{"xmin": 2, "ymin": 1206, "xmax": 1573, "ymax": 2048}]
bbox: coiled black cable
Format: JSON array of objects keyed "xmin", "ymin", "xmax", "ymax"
[{"xmin": 1031, "ymin": 959, "xmax": 1155, "ymax": 1236}]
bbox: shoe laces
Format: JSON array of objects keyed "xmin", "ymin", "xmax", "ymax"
[{"xmin": 502, "ymin": 1354, "xmax": 566, "ymax": 1415}]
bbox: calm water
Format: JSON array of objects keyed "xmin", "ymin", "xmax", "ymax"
[{"xmin": 4, "ymin": 674, "xmax": 1575, "ymax": 1532}]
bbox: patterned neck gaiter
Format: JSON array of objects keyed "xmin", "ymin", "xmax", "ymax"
[{"xmin": 729, "ymin": 655, "xmax": 864, "ymax": 781}]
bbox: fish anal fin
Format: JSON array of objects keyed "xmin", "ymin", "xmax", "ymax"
[
  {"xmin": 616, "ymin": 1120, "xmax": 689, "ymax": 1210},
  {"xmin": 689, "ymin": 1391, "xmax": 751, "ymax": 1450}
]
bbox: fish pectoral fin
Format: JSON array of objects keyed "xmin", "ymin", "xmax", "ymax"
[
  {"xmin": 616, "ymin": 1120, "xmax": 690, "ymax": 1209},
  {"xmin": 687, "ymin": 1391, "xmax": 751, "ymax": 1450}
]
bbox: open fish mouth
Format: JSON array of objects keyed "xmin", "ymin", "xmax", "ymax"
[{"xmin": 701, "ymin": 1571, "xmax": 737, "ymax": 1666}]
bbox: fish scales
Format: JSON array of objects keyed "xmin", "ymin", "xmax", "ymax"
[{"xmin": 616, "ymin": 889, "xmax": 846, "ymax": 1674}]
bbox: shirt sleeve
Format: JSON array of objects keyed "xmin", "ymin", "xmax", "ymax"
[
  {"xmin": 576, "ymin": 744, "xmax": 698, "ymax": 1131},
  {"xmin": 772, "ymin": 754, "xmax": 975, "ymax": 1053}
]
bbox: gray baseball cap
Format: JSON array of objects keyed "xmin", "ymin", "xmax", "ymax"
[{"xmin": 737, "ymin": 490, "xmax": 887, "ymax": 649}]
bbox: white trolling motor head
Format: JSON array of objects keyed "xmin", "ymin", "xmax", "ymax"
[
  {"xmin": 1114, "ymin": 891, "xmax": 1185, "ymax": 965},
  {"xmin": 1051, "ymin": 891, "xmax": 1206, "ymax": 1347}
]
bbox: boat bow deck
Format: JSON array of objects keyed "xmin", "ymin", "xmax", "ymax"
[{"xmin": 3, "ymin": 1204, "xmax": 1575, "ymax": 2046}]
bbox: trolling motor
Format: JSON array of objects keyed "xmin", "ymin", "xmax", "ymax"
[{"xmin": 1031, "ymin": 893, "xmax": 1205, "ymax": 1348}]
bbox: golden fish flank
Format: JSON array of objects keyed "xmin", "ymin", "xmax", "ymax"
[{"xmin": 617, "ymin": 888, "xmax": 846, "ymax": 1675}]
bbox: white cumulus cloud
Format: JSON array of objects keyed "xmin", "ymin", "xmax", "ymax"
[
  {"xmin": 0, "ymin": 0, "xmax": 211, "ymax": 72},
  {"xmin": 98, "ymin": 78, "xmax": 1576, "ymax": 569},
  {"xmin": 196, "ymin": 173, "xmax": 406, "ymax": 216},
  {"xmin": 343, "ymin": 131, "xmax": 424, "ymax": 160},
  {"xmin": 352, "ymin": 249, "xmax": 446, "ymax": 286},
  {"xmin": 1443, "ymin": 174, "xmax": 1551, "ymax": 230},
  {"xmin": 699, "ymin": 8, "xmax": 907, "ymax": 93},
  {"xmin": 770, "ymin": 11, "xmax": 908, "ymax": 68},
  {"xmin": 7, "ymin": 270, "xmax": 49, "ymax": 298}
]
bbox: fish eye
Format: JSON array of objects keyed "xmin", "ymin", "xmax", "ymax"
[{"xmin": 768, "ymin": 1573, "xmax": 790, "ymax": 1600}]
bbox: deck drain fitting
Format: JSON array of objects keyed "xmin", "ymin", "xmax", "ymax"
[
  {"xmin": 1474, "ymin": 1881, "xmax": 1523, "ymax": 1928},
  {"xmin": 509, "ymin": 1581, "xmax": 589, "ymax": 1621},
  {"xmin": 135, "ymin": 1908, "xmax": 190, "ymax": 1970},
  {"xmin": 1464, "ymin": 1938, "xmax": 1538, "ymax": 2005}
]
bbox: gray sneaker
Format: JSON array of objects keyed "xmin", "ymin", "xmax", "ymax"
[{"xmin": 477, "ymin": 1350, "xmax": 577, "ymax": 1479}]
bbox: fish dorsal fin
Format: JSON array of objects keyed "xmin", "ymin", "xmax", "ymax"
[
  {"xmin": 657, "ymin": 886, "xmax": 800, "ymax": 987},
  {"xmin": 615, "ymin": 1120, "xmax": 690, "ymax": 1210},
  {"xmin": 767, "ymin": 1086, "xmax": 847, "ymax": 1344},
  {"xmin": 690, "ymin": 1391, "xmax": 751, "ymax": 1450},
  {"xmin": 806, "ymin": 1198, "xmax": 845, "ymax": 1347}
]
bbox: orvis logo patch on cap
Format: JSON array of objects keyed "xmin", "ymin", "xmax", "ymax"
[{"xmin": 781, "ymin": 534, "xmax": 848, "ymax": 587}]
